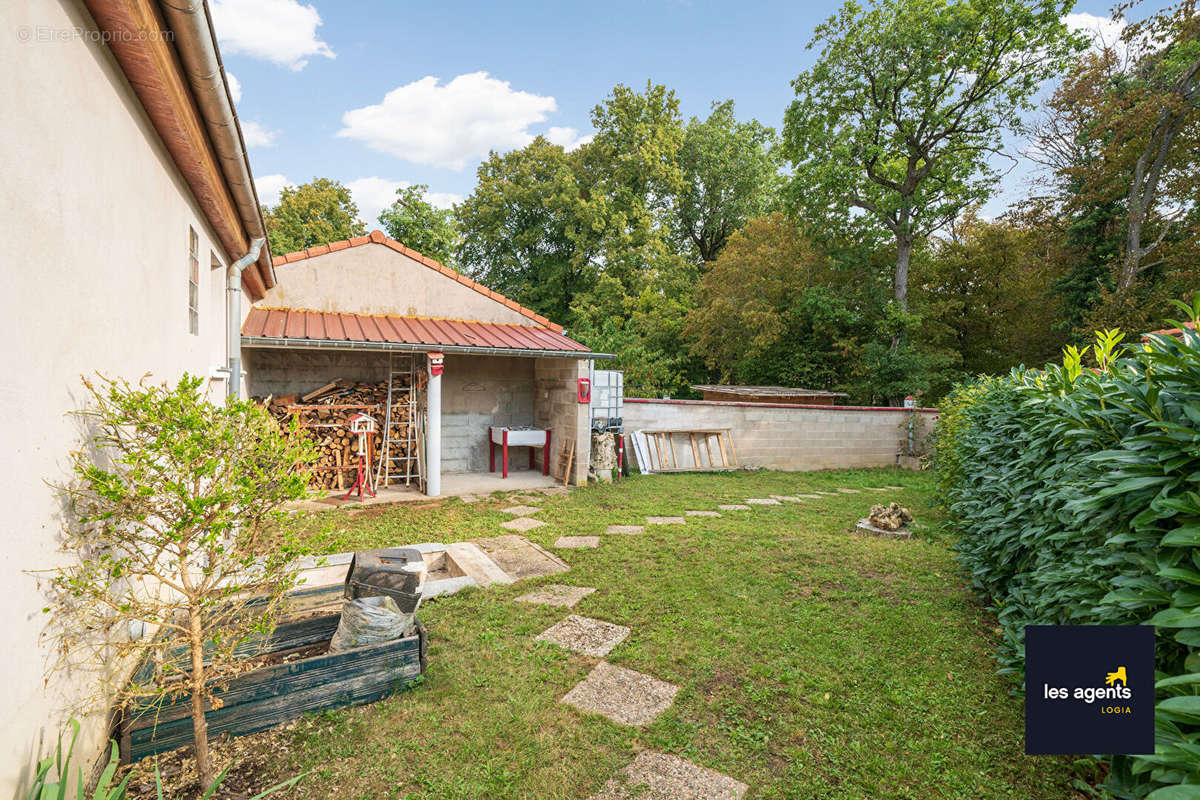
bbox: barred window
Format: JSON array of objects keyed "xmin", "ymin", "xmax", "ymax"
[{"xmin": 188, "ymin": 227, "xmax": 199, "ymax": 335}]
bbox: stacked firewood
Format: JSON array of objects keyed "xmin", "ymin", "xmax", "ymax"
[{"xmin": 254, "ymin": 379, "xmax": 414, "ymax": 490}]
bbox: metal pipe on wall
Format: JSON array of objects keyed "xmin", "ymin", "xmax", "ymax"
[{"xmin": 227, "ymin": 238, "xmax": 266, "ymax": 398}]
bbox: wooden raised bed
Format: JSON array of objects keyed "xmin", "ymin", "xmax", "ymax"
[{"xmin": 118, "ymin": 612, "xmax": 426, "ymax": 763}]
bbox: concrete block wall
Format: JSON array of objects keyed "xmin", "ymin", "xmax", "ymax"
[
  {"xmin": 244, "ymin": 349, "xmax": 394, "ymax": 397},
  {"xmin": 441, "ymin": 354, "xmax": 536, "ymax": 473},
  {"xmin": 533, "ymin": 358, "xmax": 591, "ymax": 485},
  {"xmin": 623, "ymin": 399, "xmax": 937, "ymax": 471}
]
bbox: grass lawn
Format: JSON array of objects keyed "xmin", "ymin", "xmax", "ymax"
[{"xmin": 139, "ymin": 468, "xmax": 1075, "ymax": 799}]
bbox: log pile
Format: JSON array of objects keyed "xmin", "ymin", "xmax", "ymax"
[{"xmin": 254, "ymin": 379, "xmax": 415, "ymax": 491}]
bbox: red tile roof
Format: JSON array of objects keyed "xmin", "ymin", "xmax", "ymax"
[
  {"xmin": 242, "ymin": 307, "xmax": 595, "ymax": 355},
  {"xmin": 271, "ymin": 230, "xmax": 562, "ymax": 333}
]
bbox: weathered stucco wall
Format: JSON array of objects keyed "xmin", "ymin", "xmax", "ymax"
[
  {"xmin": 533, "ymin": 359, "xmax": 591, "ymax": 485},
  {"xmin": 623, "ymin": 399, "xmax": 936, "ymax": 471},
  {"xmin": 0, "ymin": 0, "xmax": 240, "ymax": 790},
  {"xmin": 258, "ymin": 243, "xmax": 535, "ymax": 326}
]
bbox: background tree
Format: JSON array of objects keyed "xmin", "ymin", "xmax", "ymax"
[
  {"xmin": 379, "ymin": 184, "xmax": 459, "ymax": 265},
  {"xmin": 674, "ymin": 101, "xmax": 780, "ymax": 263},
  {"xmin": 261, "ymin": 177, "xmax": 366, "ymax": 254},
  {"xmin": 46, "ymin": 375, "xmax": 314, "ymax": 792},
  {"xmin": 782, "ymin": 0, "xmax": 1083, "ymax": 313},
  {"xmin": 455, "ymin": 138, "xmax": 595, "ymax": 324}
]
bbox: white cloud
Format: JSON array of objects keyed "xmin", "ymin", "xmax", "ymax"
[
  {"xmin": 346, "ymin": 177, "xmax": 461, "ymax": 228},
  {"xmin": 338, "ymin": 72, "xmax": 558, "ymax": 170},
  {"xmin": 211, "ymin": 0, "xmax": 334, "ymax": 71},
  {"xmin": 1065, "ymin": 12, "xmax": 1128, "ymax": 55},
  {"xmin": 226, "ymin": 71, "xmax": 242, "ymax": 104},
  {"xmin": 545, "ymin": 126, "xmax": 594, "ymax": 152},
  {"xmin": 240, "ymin": 120, "xmax": 278, "ymax": 148},
  {"xmin": 255, "ymin": 173, "xmax": 290, "ymax": 206}
]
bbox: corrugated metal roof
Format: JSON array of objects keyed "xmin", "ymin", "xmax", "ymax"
[{"xmin": 242, "ymin": 307, "xmax": 602, "ymax": 357}]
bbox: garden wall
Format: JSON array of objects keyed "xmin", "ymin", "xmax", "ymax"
[{"xmin": 622, "ymin": 398, "xmax": 936, "ymax": 471}]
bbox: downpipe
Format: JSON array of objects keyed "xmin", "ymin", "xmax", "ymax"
[{"xmin": 228, "ymin": 238, "xmax": 266, "ymax": 399}]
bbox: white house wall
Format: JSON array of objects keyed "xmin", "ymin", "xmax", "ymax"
[{"xmin": 0, "ymin": 0, "xmax": 240, "ymax": 791}]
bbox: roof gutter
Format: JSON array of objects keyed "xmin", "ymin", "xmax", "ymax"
[
  {"xmin": 158, "ymin": 0, "xmax": 275, "ymax": 293},
  {"xmin": 241, "ymin": 336, "xmax": 617, "ymax": 360}
]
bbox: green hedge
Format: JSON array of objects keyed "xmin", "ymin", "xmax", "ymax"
[{"xmin": 932, "ymin": 323, "xmax": 1200, "ymax": 799}]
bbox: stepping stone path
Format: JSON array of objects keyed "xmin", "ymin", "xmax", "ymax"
[
  {"xmin": 646, "ymin": 516, "xmax": 686, "ymax": 525},
  {"xmin": 508, "ymin": 494, "xmax": 541, "ymax": 504},
  {"xmin": 516, "ymin": 584, "xmax": 596, "ymax": 608},
  {"xmin": 770, "ymin": 495, "xmax": 803, "ymax": 502},
  {"xmin": 459, "ymin": 494, "xmax": 482, "ymax": 504},
  {"xmin": 540, "ymin": 486, "xmax": 570, "ymax": 496},
  {"xmin": 885, "ymin": 485, "xmax": 904, "ymax": 490},
  {"xmin": 866, "ymin": 487, "xmax": 889, "ymax": 492},
  {"xmin": 606, "ymin": 524, "xmax": 645, "ymax": 534},
  {"xmin": 796, "ymin": 494, "xmax": 823, "ymax": 499},
  {"xmin": 501, "ymin": 505, "xmax": 542, "ymax": 516},
  {"xmin": 746, "ymin": 498, "xmax": 781, "ymax": 505},
  {"xmin": 837, "ymin": 488, "xmax": 861, "ymax": 494},
  {"xmin": 501, "ymin": 517, "xmax": 547, "ymax": 532},
  {"xmin": 560, "ymin": 661, "xmax": 679, "ymax": 726},
  {"xmin": 685, "ymin": 510, "xmax": 721, "ymax": 517},
  {"xmin": 537, "ymin": 614, "xmax": 630, "ymax": 657},
  {"xmin": 719, "ymin": 504, "xmax": 751, "ymax": 511},
  {"xmin": 589, "ymin": 752, "xmax": 748, "ymax": 800},
  {"xmin": 815, "ymin": 491, "xmax": 838, "ymax": 496},
  {"xmin": 555, "ymin": 535, "xmax": 600, "ymax": 549}
]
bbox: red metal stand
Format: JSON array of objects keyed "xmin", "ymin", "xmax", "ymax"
[{"xmin": 342, "ymin": 431, "xmax": 376, "ymax": 501}]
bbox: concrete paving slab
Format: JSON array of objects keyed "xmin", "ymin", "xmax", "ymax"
[
  {"xmin": 646, "ymin": 516, "xmax": 686, "ymax": 525},
  {"xmin": 797, "ymin": 494, "xmax": 822, "ymax": 499},
  {"xmin": 837, "ymin": 488, "xmax": 862, "ymax": 494},
  {"xmin": 537, "ymin": 614, "xmax": 630, "ymax": 657},
  {"xmin": 589, "ymin": 752, "xmax": 748, "ymax": 800},
  {"xmin": 508, "ymin": 494, "xmax": 542, "ymax": 504},
  {"xmin": 606, "ymin": 524, "xmax": 645, "ymax": 534},
  {"xmin": 555, "ymin": 536, "xmax": 600, "ymax": 549},
  {"xmin": 885, "ymin": 485, "xmax": 904, "ymax": 490},
  {"xmin": 769, "ymin": 495, "xmax": 803, "ymax": 502},
  {"xmin": 718, "ymin": 504, "xmax": 751, "ymax": 511},
  {"xmin": 540, "ymin": 486, "xmax": 570, "ymax": 496},
  {"xmin": 473, "ymin": 535, "xmax": 569, "ymax": 580},
  {"xmin": 866, "ymin": 487, "xmax": 890, "ymax": 492},
  {"xmin": 516, "ymin": 584, "xmax": 596, "ymax": 608},
  {"xmin": 815, "ymin": 491, "xmax": 837, "ymax": 496},
  {"xmin": 501, "ymin": 516, "xmax": 548, "ymax": 532},
  {"xmin": 560, "ymin": 661, "xmax": 678, "ymax": 726},
  {"xmin": 685, "ymin": 510, "xmax": 721, "ymax": 517},
  {"xmin": 746, "ymin": 498, "xmax": 781, "ymax": 505},
  {"xmin": 459, "ymin": 494, "xmax": 482, "ymax": 503},
  {"xmin": 501, "ymin": 505, "xmax": 542, "ymax": 516}
]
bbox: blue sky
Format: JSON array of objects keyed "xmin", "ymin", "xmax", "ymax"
[{"xmin": 213, "ymin": 0, "xmax": 1157, "ymax": 230}]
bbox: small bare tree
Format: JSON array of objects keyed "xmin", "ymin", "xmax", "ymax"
[{"xmin": 44, "ymin": 374, "xmax": 314, "ymax": 791}]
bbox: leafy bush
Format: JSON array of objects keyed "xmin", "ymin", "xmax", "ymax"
[{"xmin": 932, "ymin": 305, "xmax": 1200, "ymax": 799}]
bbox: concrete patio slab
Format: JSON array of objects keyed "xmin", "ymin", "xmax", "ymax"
[
  {"xmin": 746, "ymin": 498, "xmax": 781, "ymax": 505},
  {"xmin": 770, "ymin": 495, "xmax": 803, "ymax": 502},
  {"xmin": 685, "ymin": 510, "xmax": 721, "ymax": 517},
  {"xmin": 797, "ymin": 494, "xmax": 823, "ymax": 499},
  {"xmin": 606, "ymin": 524, "xmax": 645, "ymax": 534},
  {"xmin": 560, "ymin": 661, "xmax": 679, "ymax": 726},
  {"xmin": 837, "ymin": 488, "xmax": 861, "ymax": 494},
  {"xmin": 540, "ymin": 486, "xmax": 570, "ymax": 496},
  {"xmin": 501, "ymin": 516, "xmax": 547, "ymax": 532},
  {"xmin": 501, "ymin": 505, "xmax": 542, "ymax": 516},
  {"xmin": 718, "ymin": 504, "xmax": 751, "ymax": 511},
  {"xmin": 589, "ymin": 752, "xmax": 748, "ymax": 800},
  {"xmin": 646, "ymin": 516, "xmax": 686, "ymax": 525},
  {"xmin": 555, "ymin": 536, "xmax": 600, "ymax": 549},
  {"xmin": 536, "ymin": 614, "xmax": 630, "ymax": 657},
  {"xmin": 516, "ymin": 584, "xmax": 596, "ymax": 608}
]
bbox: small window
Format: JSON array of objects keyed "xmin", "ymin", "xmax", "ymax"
[{"xmin": 188, "ymin": 227, "xmax": 199, "ymax": 335}]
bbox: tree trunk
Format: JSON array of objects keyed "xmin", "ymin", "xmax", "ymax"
[
  {"xmin": 894, "ymin": 234, "xmax": 912, "ymax": 311},
  {"xmin": 188, "ymin": 607, "xmax": 215, "ymax": 790}
]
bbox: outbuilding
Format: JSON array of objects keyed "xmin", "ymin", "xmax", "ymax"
[{"xmin": 242, "ymin": 231, "xmax": 613, "ymax": 497}]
